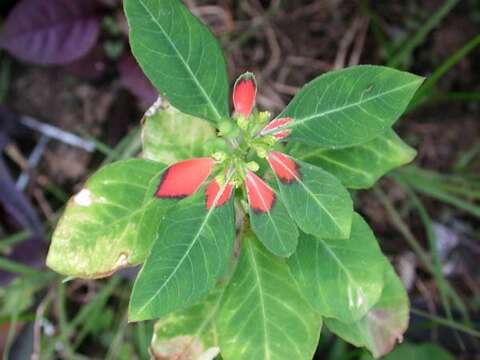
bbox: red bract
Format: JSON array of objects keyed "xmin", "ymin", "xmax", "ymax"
[
  {"xmin": 245, "ymin": 171, "xmax": 276, "ymax": 213},
  {"xmin": 156, "ymin": 157, "xmax": 214, "ymax": 199},
  {"xmin": 205, "ymin": 179, "xmax": 234, "ymax": 210},
  {"xmin": 232, "ymin": 73, "xmax": 257, "ymax": 117},
  {"xmin": 267, "ymin": 152, "xmax": 301, "ymax": 184},
  {"xmin": 260, "ymin": 117, "xmax": 293, "ymax": 140}
]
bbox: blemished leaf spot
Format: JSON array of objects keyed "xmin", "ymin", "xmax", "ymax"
[
  {"xmin": 73, "ymin": 189, "xmax": 93, "ymax": 207},
  {"xmin": 325, "ymin": 261, "xmax": 409, "ymax": 358}
]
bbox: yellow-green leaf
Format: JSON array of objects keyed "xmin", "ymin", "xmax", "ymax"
[
  {"xmin": 142, "ymin": 101, "xmax": 216, "ymax": 164},
  {"xmin": 47, "ymin": 159, "xmax": 167, "ymax": 278}
]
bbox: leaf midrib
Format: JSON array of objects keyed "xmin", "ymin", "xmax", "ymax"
[
  {"xmin": 137, "ymin": 0, "xmax": 223, "ymax": 122},
  {"xmin": 246, "ymin": 240, "xmax": 272, "ymax": 360}
]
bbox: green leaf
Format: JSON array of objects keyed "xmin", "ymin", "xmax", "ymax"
[
  {"xmin": 381, "ymin": 342, "xmax": 454, "ymax": 360},
  {"xmin": 249, "ymin": 192, "xmax": 299, "ymax": 257},
  {"xmin": 129, "ymin": 188, "xmax": 235, "ymax": 321},
  {"xmin": 124, "ymin": 0, "xmax": 229, "ymax": 124},
  {"xmin": 217, "ymin": 232, "xmax": 322, "ymax": 360},
  {"xmin": 150, "ymin": 286, "xmax": 225, "ymax": 359},
  {"xmin": 272, "ymin": 156, "xmax": 353, "ymax": 239},
  {"xmin": 275, "ymin": 65, "xmax": 423, "ymax": 148},
  {"xmin": 288, "ymin": 213, "xmax": 386, "ymax": 322},
  {"xmin": 142, "ymin": 101, "xmax": 216, "ymax": 164},
  {"xmin": 325, "ymin": 261, "xmax": 409, "ymax": 358},
  {"xmin": 290, "ymin": 129, "xmax": 416, "ymax": 189},
  {"xmin": 47, "ymin": 159, "xmax": 167, "ymax": 278}
]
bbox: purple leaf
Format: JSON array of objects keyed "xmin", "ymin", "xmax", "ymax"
[
  {"xmin": 118, "ymin": 54, "xmax": 158, "ymax": 105},
  {"xmin": 0, "ymin": 0, "xmax": 101, "ymax": 65}
]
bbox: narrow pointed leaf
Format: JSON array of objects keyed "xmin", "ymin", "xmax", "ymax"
[
  {"xmin": 47, "ymin": 159, "xmax": 168, "ymax": 278},
  {"xmin": 150, "ymin": 286, "xmax": 225, "ymax": 359},
  {"xmin": 245, "ymin": 172, "xmax": 299, "ymax": 257},
  {"xmin": 290, "ymin": 129, "xmax": 416, "ymax": 189},
  {"xmin": 325, "ymin": 261, "xmax": 409, "ymax": 358},
  {"xmin": 268, "ymin": 152, "xmax": 353, "ymax": 239},
  {"xmin": 288, "ymin": 213, "xmax": 386, "ymax": 322},
  {"xmin": 218, "ymin": 232, "xmax": 322, "ymax": 360},
  {"xmin": 273, "ymin": 65, "xmax": 423, "ymax": 148},
  {"xmin": 124, "ymin": 0, "xmax": 229, "ymax": 124},
  {"xmin": 129, "ymin": 186, "xmax": 235, "ymax": 321},
  {"xmin": 142, "ymin": 101, "xmax": 216, "ymax": 164}
]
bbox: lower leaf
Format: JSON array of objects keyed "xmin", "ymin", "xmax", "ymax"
[
  {"xmin": 47, "ymin": 159, "xmax": 167, "ymax": 278},
  {"xmin": 379, "ymin": 342, "xmax": 454, "ymax": 360},
  {"xmin": 325, "ymin": 260, "xmax": 409, "ymax": 358},
  {"xmin": 289, "ymin": 129, "xmax": 416, "ymax": 189},
  {"xmin": 150, "ymin": 286, "xmax": 225, "ymax": 359},
  {"xmin": 217, "ymin": 232, "xmax": 322, "ymax": 360},
  {"xmin": 142, "ymin": 101, "xmax": 216, "ymax": 164},
  {"xmin": 288, "ymin": 213, "xmax": 386, "ymax": 322},
  {"xmin": 129, "ymin": 187, "xmax": 235, "ymax": 321}
]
